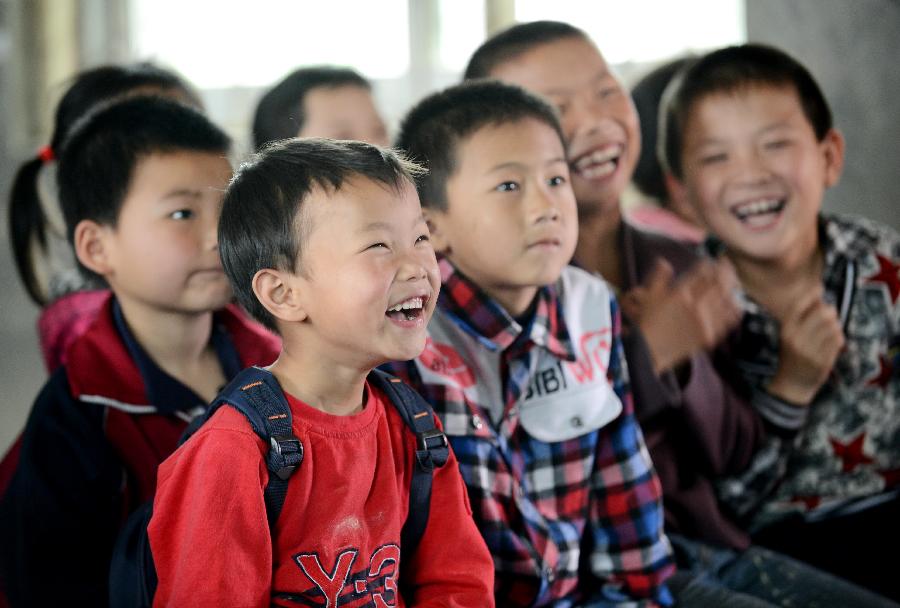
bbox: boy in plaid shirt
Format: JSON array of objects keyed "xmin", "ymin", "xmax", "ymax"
[{"xmin": 387, "ymin": 80, "xmax": 674, "ymax": 606}]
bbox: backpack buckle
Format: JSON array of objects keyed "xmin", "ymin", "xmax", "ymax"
[
  {"xmin": 269, "ymin": 434, "xmax": 303, "ymax": 480},
  {"xmin": 417, "ymin": 428, "xmax": 448, "ymax": 452}
]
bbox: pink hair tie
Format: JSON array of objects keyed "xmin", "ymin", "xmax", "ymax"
[{"xmin": 38, "ymin": 145, "xmax": 55, "ymax": 163}]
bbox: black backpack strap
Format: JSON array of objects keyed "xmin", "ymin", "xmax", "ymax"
[
  {"xmin": 368, "ymin": 369, "xmax": 449, "ymax": 559},
  {"xmin": 109, "ymin": 368, "xmax": 302, "ymax": 608},
  {"xmin": 208, "ymin": 367, "xmax": 304, "ymax": 527}
]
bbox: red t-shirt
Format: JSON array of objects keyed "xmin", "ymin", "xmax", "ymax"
[{"xmin": 149, "ymin": 381, "xmax": 494, "ymax": 607}]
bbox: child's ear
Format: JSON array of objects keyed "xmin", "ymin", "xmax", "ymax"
[
  {"xmin": 821, "ymin": 128, "xmax": 846, "ymax": 188},
  {"xmin": 252, "ymin": 268, "xmax": 309, "ymax": 324},
  {"xmin": 73, "ymin": 219, "xmax": 114, "ymax": 276},
  {"xmin": 423, "ymin": 208, "xmax": 451, "ymax": 255}
]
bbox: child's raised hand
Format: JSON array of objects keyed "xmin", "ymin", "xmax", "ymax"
[
  {"xmin": 765, "ymin": 287, "xmax": 845, "ymax": 405},
  {"xmin": 625, "ymin": 258, "xmax": 742, "ymax": 374}
]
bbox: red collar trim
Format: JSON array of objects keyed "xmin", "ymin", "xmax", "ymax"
[{"xmin": 66, "ymin": 296, "xmax": 280, "ymax": 406}]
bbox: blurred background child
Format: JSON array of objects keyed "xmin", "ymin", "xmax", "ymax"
[
  {"xmin": 252, "ymin": 66, "xmax": 389, "ymax": 150},
  {"xmin": 628, "ymin": 55, "xmax": 705, "ymax": 243}
]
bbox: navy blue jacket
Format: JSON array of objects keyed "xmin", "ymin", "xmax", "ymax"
[{"xmin": 0, "ymin": 295, "xmax": 279, "ymax": 607}]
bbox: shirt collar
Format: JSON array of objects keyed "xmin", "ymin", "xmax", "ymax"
[
  {"xmin": 436, "ymin": 258, "xmax": 576, "ymax": 361},
  {"xmin": 111, "ymin": 298, "xmax": 243, "ymax": 414}
]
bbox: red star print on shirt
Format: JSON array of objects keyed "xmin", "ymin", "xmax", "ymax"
[
  {"xmin": 830, "ymin": 433, "xmax": 875, "ymax": 473},
  {"xmin": 865, "ymin": 254, "xmax": 900, "ymax": 305}
]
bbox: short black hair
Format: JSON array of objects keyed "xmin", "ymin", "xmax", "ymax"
[
  {"xmin": 631, "ymin": 56, "xmax": 695, "ymax": 203},
  {"xmin": 219, "ymin": 138, "xmax": 425, "ymax": 332},
  {"xmin": 463, "ymin": 20, "xmax": 587, "ymax": 80},
  {"xmin": 252, "ymin": 66, "xmax": 372, "ymax": 150},
  {"xmin": 395, "ymin": 80, "xmax": 565, "ymax": 211},
  {"xmin": 660, "ymin": 43, "xmax": 833, "ymax": 179},
  {"xmin": 57, "ymin": 96, "xmax": 231, "ymax": 281}
]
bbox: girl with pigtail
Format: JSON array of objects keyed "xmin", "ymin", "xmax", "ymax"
[{"xmin": 7, "ymin": 62, "xmax": 202, "ymax": 369}]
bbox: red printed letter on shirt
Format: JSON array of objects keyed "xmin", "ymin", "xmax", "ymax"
[
  {"xmin": 368, "ymin": 544, "xmax": 400, "ymax": 607},
  {"xmin": 295, "ymin": 549, "xmax": 358, "ymax": 607}
]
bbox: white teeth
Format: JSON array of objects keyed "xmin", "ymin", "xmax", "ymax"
[
  {"xmin": 575, "ymin": 147, "xmax": 620, "ymax": 169},
  {"xmin": 580, "ymin": 161, "xmax": 616, "ymax": 179},
  {"xmin": 733, "ymin": 198, "xmax": 783, "ymax": 220},
  {"xmin": 388, "ymin": 297, "xmax": 423, "ymax": 312}
]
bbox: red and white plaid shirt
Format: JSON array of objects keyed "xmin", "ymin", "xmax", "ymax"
[{"xmin": 386, "ymin": 259, "xmax": 674, "ymax": 607}]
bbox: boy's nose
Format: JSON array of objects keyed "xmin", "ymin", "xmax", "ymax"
[
  {"xmin": 398, "ymin": 251, "xmax": 430, "ymax": 281},
  {"xmin": 566, "ymin": 103, "xmax": 601, "ymax": 140},
  {"xmin": 529, "ymin": 190, "xmax": 561, "ymax": 224},
  {"xmin": 568, "ymin": 92, "xmax": 615, "ymax": 137},
  {"xmin": 735, "ymin": 150, "xmax": 775, "ymax": 185}
]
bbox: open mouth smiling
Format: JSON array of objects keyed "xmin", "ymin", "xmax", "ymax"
[
  {"xmin": 572, "ymin": 144, "xmax": 622, "ymax": 180},
  {"xmin": 730, "ymin": 197, "xmax": 787, "ymax": 229},
  {"xmin": 385, "ymin": 295, "xmax": 428, "ymax": 323}
]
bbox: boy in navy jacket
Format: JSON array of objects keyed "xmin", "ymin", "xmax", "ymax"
[{"xmin": 0, "ymin": 97, "xmax": 279, "ymax": 607}]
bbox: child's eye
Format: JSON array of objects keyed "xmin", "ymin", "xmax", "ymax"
[
  {"xmin": 699, "ymin": 153, "xmax": 727, "ymax": 165},
  {"xmin": 169, "ymin": 209, "xmax": 193, "ymax": 220},
  {"xmin": 548, "ymin": 175, "xmax": 567, "ymax": 187},
  {"xmin": 764, "ymin": 139, "xmax": 791, "ymax": 151},
  {"xmin": 495, "ymin": 181, "xmax": 520, "ymax": 192},
  {"xmin": 415, "ymin": 234, "xmax": 430, "ymax": 244},
  {"xmin": 367, "ymin": 242, "xmax": 389, "ymax": 251},
  {"xmin": 597, "ymin": 86, "xmax": 618, "ymax": 100}
]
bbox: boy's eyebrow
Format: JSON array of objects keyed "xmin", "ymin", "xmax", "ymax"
[
  {"xmin": 542, "ymin": 70, "xmax": 611, "ymax": 97},
  {"xmin": 360, "ymin": 220, "xmax": 393, "ymax": 232},
  {"xmin": 360, "ymin": 214, "xmax": 427, "ymax": 232},
  {"xmin": 757, "ymin": 120, "xmax": 795, "ymax": 135},
  {"xmin": 486, "ymin": 156, "xmax": 567, "ymax": 173},
  {"xmin": 159, "ymin": 189, "xmax": 203, "ymax": 201},
  {"xmin": 689, "ymin": 120, "xmax": 796, "ymax": 149}
]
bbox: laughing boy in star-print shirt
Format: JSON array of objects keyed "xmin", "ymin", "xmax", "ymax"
[{"xmin": 660, "ymin": 43, "xmax": 900, "ymax": 599}]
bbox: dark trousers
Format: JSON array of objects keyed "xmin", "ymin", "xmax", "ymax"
[
  {"xmin": 669, "ymin": 534, "xmax": 897, "ymax": 607},
  {"xmin": 753, "ymin": 492, "xmax": 900, "ymax": 602}
]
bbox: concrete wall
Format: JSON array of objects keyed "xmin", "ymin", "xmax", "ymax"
[{"xmin": 747, "ymin": 0, "xmax": 900, "ymax": 230}]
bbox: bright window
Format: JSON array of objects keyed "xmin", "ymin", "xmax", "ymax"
[
  {"xmin": 129, "ymin": 0, "xmax": 410, "ymax": 89},
  {"xmin": 438, "ymin": 0, "xmax": 487, "ymax": 72},
  {"xmin": 515, "ymin": 0, "xmax": 746, "ymax": 65}
]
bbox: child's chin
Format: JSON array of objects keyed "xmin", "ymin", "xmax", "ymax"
[
  {"xmin": 184, "ymin": 285, "xmax": 234, "ymax": 312},
  {"xmin": 389, "ymin": 336, "xmax": 428, "ymax": 363}
]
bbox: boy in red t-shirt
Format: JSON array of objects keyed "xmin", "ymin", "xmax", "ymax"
[{"xmin": 148, "ymin": 138, "xmax": 494, "ymax": 607}]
